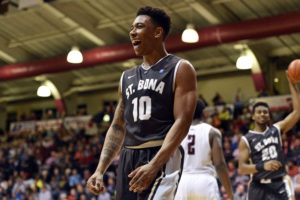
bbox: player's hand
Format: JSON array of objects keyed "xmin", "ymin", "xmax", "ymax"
[
  {"xmin": 128, "ymin": 163, "xmax": 160, "ymax": 192},
  {"xmin": 86, "ymin": 172, "xmax": 105, "ymax": 195},
  {"xmin": 286, "ymin": 70, "xmax": 295, "ymax": 84},
  {"xmin": 264, "ymin": 160, "xmax": 282, "ymax": 171}
]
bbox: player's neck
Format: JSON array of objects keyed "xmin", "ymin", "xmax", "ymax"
[
  {"xmin": 192, "ymin": 119, "xmax": 202, "ymax": 125},
  {"xmin": 143, "ymin": 45, "xmax": 168, "ymax": 67},
  {"xmin": 253, "ymin": 123, "xmax": 267, "ymax": 132}
]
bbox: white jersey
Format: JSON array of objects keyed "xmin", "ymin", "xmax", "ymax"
[
  {"xmin": 175, "ymin": 122, "xmax": 221, "ymax": 200},
  {"xmin": 180, "ymin": 122, "xmax": 217, "ymax": 177}
]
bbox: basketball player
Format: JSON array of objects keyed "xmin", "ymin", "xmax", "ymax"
[
  {"xmin": 238, "ymin": 73, "xmax": 300, "ymax": 200},
  {"xmin": 175, "ymin": 100, "xmax": 234, "ymax": 200},
  {"xmin": 86, "ymin": 6, "xmax": 197, "ymax": 200}
]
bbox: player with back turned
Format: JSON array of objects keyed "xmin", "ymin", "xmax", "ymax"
[
  {"xmin": 175, "ymin": 100, "xmax": 234, "ymax": 200},
  {"xmin": 238, "ymin": 72, "xmax": 300, "ymax": 200},
  {"xmin": 86, "ymin": 6, "xmax": 197, "ymax": 200}
]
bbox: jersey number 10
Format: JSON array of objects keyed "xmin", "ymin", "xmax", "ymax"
[{"xmin": 132, "ymin": 96, "xmax": 151, "ymax": 122}]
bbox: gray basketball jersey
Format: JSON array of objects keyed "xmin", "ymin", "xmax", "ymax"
[
  {"xmin": 242, "ymin": 125, "xmax": 286, "ymax": 180},
  {"xmin": 121, "ymin": 54, "xmax": 182, "ymax": 146}
]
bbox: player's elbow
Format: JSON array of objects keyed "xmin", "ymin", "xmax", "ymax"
[{"xmin": 214, "ymin": 162, "xmax": 226, "ymax": 173}]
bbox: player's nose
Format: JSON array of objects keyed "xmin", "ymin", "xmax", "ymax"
[{"xmin": 129, "ymin": 28, "xmax": 137, "ymax": 38}]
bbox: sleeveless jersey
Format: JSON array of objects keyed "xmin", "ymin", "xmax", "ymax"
[
  {"xmin": 181, "ymin": 122, "xmax": 217, "ymax": 177},
  {"xmin": 121, "ymin": 54, "xmax": 182, "ymax": 146},
  {"xmin": 242, "ymin": 125, "xmax": 286, "ymax": 180}
]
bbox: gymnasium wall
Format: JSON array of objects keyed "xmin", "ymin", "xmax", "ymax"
[{"xmin": 197, "ymin": 73, "xmax": 257, "ymax": 106}]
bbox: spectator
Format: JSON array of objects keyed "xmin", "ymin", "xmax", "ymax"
[
  {"xmin": 294, "ymin": 174, "xmax": 300, "ymax": 200},
  {"xmin": 218, "ymin": 105, "xmax": 231, "ymax": 131},
  {"xmin": 97, "ymin": 186, "xmax": 111, "ymax": 200},
  {"xmin": 288, "ymin": 160, "xmax": 299, "ymax": 178},
  {"xmin": 211, "ymin": 113, "xmax": 221, "ymax": 129},
  {"xmin": 67, "ymin": 187, "xmax": 78, "ymax": 200},
  {"xmin": 233, "ymin": 89, "xmax": 244, "ymax": 119},
  {"xmin": 38, "ymin": 184, "xmax": 52, "ymax": 200},
  {"xmin": 59, "ymin": 193, "xmax": 67, "ymax": 200},
  {"xmin": 234, "ymin": 184, "xmax": 247, "ymax": 200},
  {"xmin": 223, "ymin": 140, "xmax": 234, "ymax": 162},
  {"xmin": 106, "ymin": 176, "xmax": 115, "ymax": 197},
  {"xmin": 212, "ymin": 92, "xmax": 226, "ymax": 106},
  {"xmin": 69, "ymin": 169, "xmax": 82, "ymax": 188},
  {"xmin": 12, "ymin": 177, "xmax": 25, "ymax": 196},
  {"xmin": 199, "ymin": 94, "xmax": 208, "ymax": 106}
]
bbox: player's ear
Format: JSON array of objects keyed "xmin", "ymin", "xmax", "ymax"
[{"xmin": 154, "ymin": 27, "xmax": 163, "ymax": 39}]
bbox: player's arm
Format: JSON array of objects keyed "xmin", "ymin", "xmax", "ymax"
[
  {"xmin": 210, "ymin": 128, "xmax": 233, "ymax": 200},
  {"xmin": 150, "ymin": 60, "xmax": 197, "ymax": 169},
  {"xmin": 87, "ymin": 84, "xmax": 126, "ymax": 195},
  {"xmin": 238, "ymin": 138, "xmax": 257, "ymax": 175},
  {"xmin": 128, "ymin": 60, "xmax": 197, "ymax": 192},
  {"xmin": 275, "ymin": 73, "xmax": 300, "ymax": 133},
  {"xmin": 238, "ymin": 138, "xmax": 282, "ymax": 175}
]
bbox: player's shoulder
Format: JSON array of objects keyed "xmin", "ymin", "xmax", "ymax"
[
  {"xmin": 192, "ymin": 122, "xmax": 220, "ymax": 137},
  {"xmin": 192, "ymin": 122, "xmax": 211, "ymax": 129},
  {"xmin": 270, "ymin": 124, "xmax": 280, "ymax": 132},
  {"xmin": 209, "ymin": 125, "xmax": 221, "ymax": 137},
  {"xmin": 243, "ymin": 131, "xmax": 254, "ymax": 140},
  {"xmin": 123, "ymin": 65, "xmax": 140, "ymax": 75}
]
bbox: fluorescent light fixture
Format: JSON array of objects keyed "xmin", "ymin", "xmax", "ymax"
[
  {"xmin": 67, "ymin": 46, "xmax": 83, "ymax": 64},
  {"xmin": 236, "ymin": 54, "xmax": 253, "ymax": 70},
  {"xmin": 37, "ymin": 85, "xmax": 51, "ymax": 97},
  {"xmin": 181, "ymin": 24, "xmax": 199, "ymax": 43}
]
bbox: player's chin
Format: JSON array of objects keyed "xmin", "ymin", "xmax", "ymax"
[
  {"xmin": 133, "ymin": 49, "xmax": 143, "ymax": 56},
  {"xmin": 257, "ymin": 121, "xmax": 268, "ymax": 126}
]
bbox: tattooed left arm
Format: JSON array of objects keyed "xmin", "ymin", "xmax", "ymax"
[{"xmin": 86, "ymin": 84, "xmax": 125, "ymax": 195}]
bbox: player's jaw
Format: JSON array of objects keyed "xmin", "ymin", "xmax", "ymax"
[
  {"xmin": 131, "ymin": 38, "xmax": 143, "ymax": 56},
  {"xmin": 256, "ymin": 118, "xmax": 269, "ymax": 126},
  {"xmin": 130, "ymin": 33, "xmax": 155, "ymax": 56}
]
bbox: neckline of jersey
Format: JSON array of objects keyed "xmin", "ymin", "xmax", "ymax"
[
  {"xmin": 249, "ymin": 126, "xmax": 269, "ymax": 134},
  {"xmin": 141, "ymin": 54, "xmax": 170, "ymax": 71}
]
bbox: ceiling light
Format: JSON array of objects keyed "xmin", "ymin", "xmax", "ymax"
[
  {"xmin": 67, "ymin": 46, "xmax": 83, "ymax": 64},
  {"xmin": 37, "ymin": 85, "xmax": 51, "ymax": 97},
  {"xmin": 236, "ymin": 53, "xmax": 253, "ymax": 70},
  {"xmin": 181, "ymin": 24, "xmax": 199, "ymax": 43},
  {"xmin": 103, "ymin": 114, "xmax": 110, "ymax": 122}
]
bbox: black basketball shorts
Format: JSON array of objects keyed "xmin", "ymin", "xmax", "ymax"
[
  {"xmin": 116, "ymin": 145, "xmax": 184, "ymax": 200},
  {"xmin": 248, "ymin": 177, "xmax": 291, "ymax": 200}
]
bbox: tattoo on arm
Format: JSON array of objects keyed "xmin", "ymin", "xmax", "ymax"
[{"xmin": 100, "ymin": 101, "xmax": 125, "ymax": 165}]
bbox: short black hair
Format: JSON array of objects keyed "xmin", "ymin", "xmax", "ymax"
[
  {"xmin": 252, "ymin": 101, "xmax": 270, "ymax": 114},
  {"xmin": 193, "ymin": 100, "xmax": 206, "ymax": 120},
  {"xmin": 136, "ymin": 6, "xmax": 171, "ymax": 40}
]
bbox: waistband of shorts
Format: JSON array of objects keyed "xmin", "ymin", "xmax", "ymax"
[
  {"xmin": 124, "ymin": 140, "xmax": 164, "ymax": 149},
  {"xmin": 256, "ymin": 177, "xmax": 283, "ymax": 184}
]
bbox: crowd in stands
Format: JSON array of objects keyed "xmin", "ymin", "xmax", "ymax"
[{"xmin": 0, "ymin": 93, "xmax": 299, "ymax": 200}]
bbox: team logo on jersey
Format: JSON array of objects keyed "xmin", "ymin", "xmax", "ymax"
[{"xmin": 159, "ymin": 69, "xmax": 164, "ymax": 73}]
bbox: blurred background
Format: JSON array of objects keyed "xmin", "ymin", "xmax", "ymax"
[{"xmin": 0, "ymin": 0, "xmax": 300, "ymax": 199}]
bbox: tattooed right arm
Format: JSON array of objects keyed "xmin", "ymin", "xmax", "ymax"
[{"xmin": 96, "ymin": 86, "xmax": 126, "ymax": 174}]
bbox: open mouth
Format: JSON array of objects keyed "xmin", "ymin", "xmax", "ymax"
[{"xmin": 132, "ymin": 40, "xmax": 141, "ymax": 46}]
